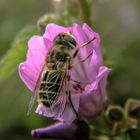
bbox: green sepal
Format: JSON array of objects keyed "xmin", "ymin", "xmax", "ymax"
[{"xmin": 126, "ymin": 128, "xmax": 140, "ymax": 140}]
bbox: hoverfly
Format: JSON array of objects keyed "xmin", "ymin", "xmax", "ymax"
[{"xmin": 28, "ymin": 32, "xmax": 96, "ymax": 119}]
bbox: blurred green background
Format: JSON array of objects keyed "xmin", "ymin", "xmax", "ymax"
[{"xmin": 0, "ymin": 0, "xmax": 140, "ymax": 139}]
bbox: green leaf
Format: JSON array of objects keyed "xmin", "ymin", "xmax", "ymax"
[
  {"xmin": 0, "ymin": 25, "xmax": 37, "ymax": 82},
  {"xmin": 113, "ymin": 133, "xmax": 130, "ymax": 140},
  {"xmin": 127, "ymin": 128, "xmax": 140, "ymax": 140}
]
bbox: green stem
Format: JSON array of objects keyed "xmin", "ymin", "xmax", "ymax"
[{"xmin": 78, "ymin": 0, "xmax": 92, "ymax": 26}]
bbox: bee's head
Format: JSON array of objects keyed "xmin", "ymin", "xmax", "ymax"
[{"xmin": 53, "ymin": 32, "xmax": 77, "ymax": 49}]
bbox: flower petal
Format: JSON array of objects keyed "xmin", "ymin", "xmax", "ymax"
[
  {"xmin": 57, "ymin": 94, "xmax": 80, "ymax": 124},
  {"xmin": 27, "ymin": 35, "xmax": 49, "ymax": 53},
  {"xmin": 78, "ymin": 66, "xmax": 111, "ymax": 118},
  {"xmin": 82, "ymin": 23, "xmax": 103, "ymax": 65},
  {"xmin": 70, "ymin": 24, "xmax": 92, "ymax": 83},
  {"xmin": 18, "ymin": 36, "xmax": 50, "ymax": 92},
  {"xmin": 70, "ymin": 24, "xmax": 102, "ymax": 84},
  {"xmin": 18, "ymin": 61, "xmax": 39, "ymax": 92},
  {"xmin": 83, "ymin": 25, "xmax": 103, "ymax": 83},
  {"xmin": 87, "ymin": 48, "xmax": 103, "ymax": 83},
  {"xmin": 43, "ymin": 23, "xmax": 71, "ymax": 41},
  {"xmin": 31, "ymin": 122, "xmax": 77, "ymax": 139},
  {"xmin": 72, "ymin": 24, "xmax": 89, "ymax": 58},
  {"xmin": 35, "ymin": 94, "xmax": 80, "ymax": 124},
  {"xmin": 82, "ymin": 24, "xmax": 101, "ymax": 53},
  {"xmin": 31, "ymin": 120, "xmax": 89, "ymax": 140}
]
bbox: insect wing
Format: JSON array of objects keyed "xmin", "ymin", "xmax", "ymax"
[
  {"xmin": 27, "ymin": 64, "xmax": 46, "ymax": 115},
  {"xmin": 37, "ymin": 70, "xmax": 67, "ymax": 119},
  {"xmin": 49, "ymin": 71, "xmax": 67, "ymax": 117}
]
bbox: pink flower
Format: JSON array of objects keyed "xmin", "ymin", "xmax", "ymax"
[
  {"xmin": 18, "ymin": 23, "xmax": 111, "ymax": 123},
  {"xmin": 31, "ymin": 120, "xmax": 89, "ymax": 139}
]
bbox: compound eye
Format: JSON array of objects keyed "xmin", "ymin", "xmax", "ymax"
[
  {"xmin": 64, "ymin": 35, "xmax": 77, "ymax": 47},
  {"xmin": 53, "ymin": 35, "xmax": 60, "ymax": 44}
]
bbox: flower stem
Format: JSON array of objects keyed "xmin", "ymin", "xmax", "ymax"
[
  {"xmin": 78, "ymin": 0, "xmax": 92, "ymax": 26},
  {"xmin": 112, "ymin": 122, "xmax": 119, "ymax": 135}
]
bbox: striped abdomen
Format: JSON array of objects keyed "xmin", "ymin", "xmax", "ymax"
[{"xmin": 38, "ymin": 70, "xmax": 63, "ymax": 107}]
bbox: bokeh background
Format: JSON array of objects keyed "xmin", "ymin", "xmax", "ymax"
[{"xmin": 0, "ymin": 0, "xmax": 140, "ymax": 139}]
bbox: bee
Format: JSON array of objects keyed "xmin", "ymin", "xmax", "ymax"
[{"xmin": 28, "ymin": 32, "xmax": 96, "ymax": 118}]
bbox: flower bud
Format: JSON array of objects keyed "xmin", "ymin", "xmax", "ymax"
[
  {"xmin": 37, "ymin": 14, "xmax": 57, "ymax": 33},
  {"xmin": 127, "ymin": 100, "xmax": 140, "ymax": 119},
  {"xmin": 106, "ymin": 106, "xmax": 124, "ymax": 122}
]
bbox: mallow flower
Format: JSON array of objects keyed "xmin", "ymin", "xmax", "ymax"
[{"xmin": 18, "ymin": 23, "xmax": 111, "ymax": 124}]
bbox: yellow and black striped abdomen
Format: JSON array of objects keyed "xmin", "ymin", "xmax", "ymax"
[{"xmin": 38, "ymin": 70, "xmax": 63, "ymax": 107}]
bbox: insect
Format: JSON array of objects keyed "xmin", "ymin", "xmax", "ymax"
[{"xmin": 27, "ymin": 32, "xmax": 96, "ymax": 118}]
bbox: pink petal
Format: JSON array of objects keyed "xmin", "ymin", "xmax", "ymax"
[
  {"xmin": 36, "ymin": 92, "xmax": 67, "ymax": 118},
  {"xmin": 82, "ymin": 24, "xmax": 103, "ymax": 83},
  {"xmin": 43, "ymin": 23, "xmax": 71, "ymax": 41},
  {"xmin": 35, "ymin": 94, "xmax": 80, "ymax": 124},
  {"xmin": 72, "ymin": 24, "xmax": 90, "ymax": 59},
  {"xmin": 82, "ymin": 23, "xmax": 101, "ymax": 55},
  {"xmin": 70, "ymin": 24, "xmax": 92, "ymax": 83},
  {"xmin": 18, "ymin": 36, "xmax": 50, "ymax": 92},
  {"xmin": 57, "ymin": 94, "xmax": 80, "ymax": 124},
  {"xmin": 18, "ymin": 61, "xmax": 39, "ymax": 92},
  {"xmin": 70, "ymin": 24, "xmax": 102, "ymax": 84},
  {"xmin": 27, "ymin": 35, "xmax": 49, "ymax": 54},
  {"xmin": 88, "ymin": 49, "xmax": 102, "ymax": 83},
  {"xmin": 78, "ymin": 66, "xmax": 111, "ymax": 118},
  {"xmin": 82, "ymin": 23, "xmax": 103, "ymax": 64}
]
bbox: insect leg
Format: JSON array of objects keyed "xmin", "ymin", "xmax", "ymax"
[
  {"xmin": 69, "ymin": 77, "xmax": 81, "ymax": 84},
  {"xmin": 66, "ymin": 61, "xmax": 79, "ymax": 118},
  {"xmin": 67, "ymin": 78, "xmax": 79, "ymax": 118},
  {"xmin": 71, "ymin": 51, "xmax": 93, "ymax": 68},
  {"xmin": 73, "ymin": 37, "xmax": 96, "ymax": 58}
]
